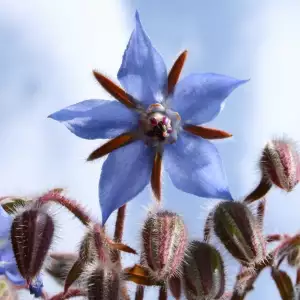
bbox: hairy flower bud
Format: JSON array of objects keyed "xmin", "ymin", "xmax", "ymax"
[
  {"xmin": 11, "ymin": 206, "xmax": 55, "ymax": 283},
  {"xmin": 183, "ymin": 241, "xmax": 225, "ymax": 300},
  {"xmin": 213, "ymin": 202, "xmax": 265, "ymax": 265},
  {"xmin": 287, "ymin": 245, "xmax": 300, "ymax": 267},
  {"xmin": 141, "ymin": 210, "xmax": 188, "ymax": 280},
  {"xmin": 86, "ymin": 263, "xmax": 121, "ymax": 300},
  {"xmin": 260, "ymin": 138, "xmax": 300, "ymax": 192}
]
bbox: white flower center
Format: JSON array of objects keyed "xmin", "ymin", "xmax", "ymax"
[{"xmin": 139, "ymin": 103, "xmax": 181, "ymax": 146}]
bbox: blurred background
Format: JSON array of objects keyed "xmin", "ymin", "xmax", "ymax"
[{"xmin": 0, "ymin": 0, "xmax": 299, "ymax": 298}]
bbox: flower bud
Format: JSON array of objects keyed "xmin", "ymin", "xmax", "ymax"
[
  {"xmin": 260, "ymin": 138, "xmax": 300, "ymax": 192},
  {"xmin": 287, "ymin": 245, "xmax": 300, "ymax": 267},
  {"xmin": 86, "ymin": 263, "xmax": 121, "ymax": 300},
  {"xmin": 271, "ymin": 268, "xmax": 295, "ymax": 300},
  {"xmin": 11, "ymin": 207, "xmax": 55, "ymax": 283},
  {"xmin": 213, "ymin": 202, "xmax": 265, "ymax": 265},
  {"xmin": 183, "ymin": 241, "xmax": 225, "ymax": 300},
  {"xmin": 46, "ymin": 253, "xmax": 78, "ymax": 285},
  {"xmin": 141, "ymin": 210, "xmax": 188, "ymax": 280}
]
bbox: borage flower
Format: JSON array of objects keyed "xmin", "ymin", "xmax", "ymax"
[{"xmin": 49, "ymin": 12, "xmax": 248, "ymax": 224}]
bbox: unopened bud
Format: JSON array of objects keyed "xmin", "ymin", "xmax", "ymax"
[
  {"xmin": 141, "ymin": 210, "xmax": 188, "ymax": 280},
  {"xmin": 287, "ymin": 246, "xmax": 300, "ymax": 267},
  {"xmin": 183, "ymin": 241, "xmax": 225, "ymax": 300},
  {"xmin": 260, "ymin": 138, "xmax": 300, "ymax": 192},
  {"xmin": 86, "ymin": 263, "xmax": 121, "ymax": 300},
  {"xmin": 213, "ymin": 202, "xmax": 265, "ymax": 265},
  {"xmin": 11, "ymin": 206, "xmax": 54, "ymax": 283},
  {"xmin": 46, "ymin": 253, "xmax": 78, "ymax": 285}
]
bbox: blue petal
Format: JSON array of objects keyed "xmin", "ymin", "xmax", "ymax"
[
  {"xmin": 0, "ymin": 266, "xmax": 5, "ymax": 274},
  {"xmin": 100, "ymin": 140, "xmax": 154, "ymax": 224},
  {"xmin": 164, "ymin": 132, "xmax": 233, "ymax": 200},
  {"xmin": 48, "ymin": 99, "xmax": 138, "ymax": 139},
  {"xmin": 5, "ymin": 269, "xmax": 25, "ymax": 286},
  {"xmin": 117, "ymin": 11, "xmax": 167, "ymax": 107},
  {"xmin": 0, "ymin": 206, "xmax": 12, "ymax": 240},
  {"xmin": 170, "ymin": 73, "xmax": 248, "ymax": 124},
  {"xmin": 29, "ymin": 276, "xmax": 43, "ymax": 298},
  {"xmin": 2, "ymin": 246, "xmax": 25, "ymax": 286}
]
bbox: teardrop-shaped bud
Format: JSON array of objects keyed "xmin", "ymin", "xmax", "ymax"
[
  {"xmin": 183, "ymin": 241, "xmax": 225, "ymax": 300},
  {"xmin": 86, "ymin": 263, "xmax": 121, "ymax": 300},
  {"xmin": 63, "ymin": 231, "xmax": 97, "ymax": 293},
  {"xmin": 260, "ymin": 138, "xmax": 300, "ymax": 192},
  {"xmin": 274, "ymin": 234, "xmax": 300, "ymax": 268},
  {"xmin": 271, "ymin": 268, "xmax": 295, "ymax": 300},
  {"xmin": 64, "ymin": 223, "xmax": 136, "ymax": 293},
  {"xmin": 287, "ymin": 245, "xmax": 300, "ymax": 267},
  {"xmin": 213, "ymin": 202, "xmax": 265, "ymax": 265},
  {"xmin": 141, "ymin": 210, "xmax": 188, "ymax": 280},
  {"xmin": 11, "ymin": 206, "xmax": 55, "ymax": 283}
]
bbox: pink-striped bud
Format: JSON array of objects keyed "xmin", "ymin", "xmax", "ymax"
[
  {"xmin": 260, "ymin": 138, "xmax": 300, "ymax": 192},
  {"xmin": 213, "ymin": 202, "xmax": 265, "ymax": 265},
  {"xmin": 86, "ymin": 263, "xmax": 121, "ymax": 300},
  {"xmin": 11, "ymin": 206, "xmax": 55, "ymax": 283},
  {"xmin": 141, "ymin": 210, "xmax": 188, "ymax": 280},
  {"xmin": 183, "ymin": 241, "xmax": 225, "ymax": 300}
]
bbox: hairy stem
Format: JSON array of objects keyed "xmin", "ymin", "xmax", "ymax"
[
  {"xmin": 159, "ymin": 286, "xmax": 167, "ymax": 300},
  {"xmin": 256, "ymin": 198, "xmax": 266, "ymax": 227},
  {"xmin": 266, "ymin": 234, "xmax": 290, "ymax": 243},
  {"xmin": 135, "ymin": 285, "xmax": 145, "ymax": 300},
  {"xmin": 296, "ymin": 269, "xmax": 300, "ymax": 285},
  {"xmin": 112, "ymin": 204, "xmax": 130, "ymax": 300},
  {"xmin": 111, "ymin": 204, "xmax": 127, "ymax": 262},
  {"xmin": 50, "ymin": 288, "xmax": 86, "ymax": 300},
  {"xmin": 38, "ymin": 191, "xmax": 91, "ymax": 226},
  {"xmin": 244, "ymin": 178, "xmax": 272, "ymax": 204},
  {"xmin": 231, "ymin": 252, "xmax": 274, "ymax": 300},
  {"xmin": 203, "ymin": 211, "xmax": 213, "ymax": 243}
]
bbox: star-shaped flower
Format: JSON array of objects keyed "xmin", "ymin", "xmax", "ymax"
[{"xmin": 49, "ymin": 12, "xmax": 248, "ymax": 224}]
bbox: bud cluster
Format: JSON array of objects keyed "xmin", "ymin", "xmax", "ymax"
[{"xmin": 1, "ymin": 137, "xmax": 299, "ymax": 299}]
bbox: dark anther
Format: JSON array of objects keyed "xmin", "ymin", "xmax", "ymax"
[{"xmin": 146, "ymin": 121, "xmax": 167, "ymax": 141}]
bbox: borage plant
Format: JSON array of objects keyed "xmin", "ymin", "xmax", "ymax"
[{"xmin": 1, "ymin": 10, "xmax": 299, "ymax": 300}]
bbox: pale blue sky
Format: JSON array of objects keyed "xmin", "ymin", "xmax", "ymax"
[{"xmin": 0, "ymin": 0, "xmax": 300, "ymax": 299}]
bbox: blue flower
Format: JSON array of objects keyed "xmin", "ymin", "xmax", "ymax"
[
  {"xmin": 49, "ymin": 11, "xmax": 248, "ymax": 224},
  {"xmin": 0, "ymin": 205, "xmax": 25, "ymax": 286}
]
